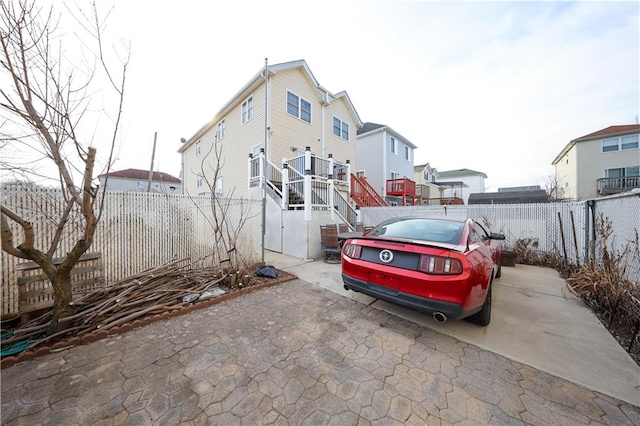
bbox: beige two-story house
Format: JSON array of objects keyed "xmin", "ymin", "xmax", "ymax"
[
  {"xmin": 179, "ymin": 60, "xmax": 362, "ymax": 199},
  {"xmin": 552, "ymin": 125, "xmax": 640, "ymax": 201}
]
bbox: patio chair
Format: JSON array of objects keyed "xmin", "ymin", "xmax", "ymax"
[
  {"xmin": 355, "ymin": 222, "xmax": 364, "ymax": 232},
  {"xmin": 320, "ymin": 225, "xmax": 341, "ymax": 263},
  {"xmin": 338, "ymin": 223, "xmax": 349, "ymax": 233}
]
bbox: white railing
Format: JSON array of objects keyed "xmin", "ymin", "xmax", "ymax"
[{"xmin": 249, "ymin": 147, "xmax": 352, "ymax": 221}]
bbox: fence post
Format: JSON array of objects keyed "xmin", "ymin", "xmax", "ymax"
[{"xmin": 282, "ymin": 163, "xmax": 289, "ymax": 210}]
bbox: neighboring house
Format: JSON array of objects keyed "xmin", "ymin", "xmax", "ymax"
[
  {"xmin": 468, "ymin": 186, "xmax": 549, "ymax": 204},
  {"xmin": 178, "ymin": 59, "xmax": 362, "ymax": 199},
  {"xmin": 98, "ymin": 168, "xmax": 182, "ymax": 193},
  {"xmin": 436, "ymin": 169, "xmax": 487, "ymax": 204},
  {"xmin": 356, "ymin": 122, "xmax": 417, "ymax": 205},
  {"xmin": 413, "ymin": 163, "xmax": 444, "ymax": 203},
  {"xmin": 552, "ymin": 125, "xmax": 640, "ymax": 201}
]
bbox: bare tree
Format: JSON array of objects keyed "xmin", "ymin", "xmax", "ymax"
[
  {"xmin": 187, "ymin": 138, "xmax": 258, "ymax": 276},
  {"xmin": 0, "ymin": 1, "xmax": 128, "ymax": 332},
  {"xmin": 541, "ymin": 174, "xmax": 565, "ymax": 202}
]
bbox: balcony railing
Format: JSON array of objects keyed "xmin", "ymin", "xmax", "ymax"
[{"xmin": 597, "ymin": 177, "xmax": 640, "ymax": 195}]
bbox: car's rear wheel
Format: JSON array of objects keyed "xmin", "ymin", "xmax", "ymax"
[{"xmin": 466, "ymin": 282, "xmax": 492, "ymax": 326}]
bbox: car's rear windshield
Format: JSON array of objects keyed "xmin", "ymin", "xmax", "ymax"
[{"xmin": 368, "ymin": 218, "xmax": 463, "ymax": 244}]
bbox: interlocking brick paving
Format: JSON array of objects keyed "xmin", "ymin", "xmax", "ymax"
[{"xmin": 2, "ymin": 280, "xmax": 639, "ymax": 425}]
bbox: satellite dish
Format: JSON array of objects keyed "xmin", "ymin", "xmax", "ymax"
[{"xmin": 180, "ymin": 138, "xmax": 187, "ymax": 144}]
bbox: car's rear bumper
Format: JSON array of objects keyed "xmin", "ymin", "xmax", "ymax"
[{"xmin": 342, "ymin": 273, "xmax": 478, "ymax": 320}]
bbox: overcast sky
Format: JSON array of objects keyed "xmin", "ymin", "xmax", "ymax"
[{"xmin": 8, "ymin": 0, "xmax": 639, "ymax": 192}]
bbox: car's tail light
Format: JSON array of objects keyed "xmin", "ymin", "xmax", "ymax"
[
  {"xmin": 418, "ymin": 255, "xmax": 463, "ymax": 275},
  {"xmin": 343, "ymin": 244, "xmax": 362, "ymax": 259}
]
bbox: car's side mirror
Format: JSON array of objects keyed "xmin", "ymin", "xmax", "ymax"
[{"xmin": 490, "ymin": 233, "xmax": 506, "ymax": 240}]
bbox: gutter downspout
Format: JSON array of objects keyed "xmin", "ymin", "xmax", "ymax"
[{"xmin": 261, "ymin": 58, "xmax": 269, "ymax": 262}]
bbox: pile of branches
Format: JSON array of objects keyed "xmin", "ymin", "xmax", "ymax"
[
  {"xmin": 2, "ymin": 258, "xmax": 253, "ymax": 354},
  {"xmin": 566, "ymin": 217, "xmax": 640, "ymax": 361}
]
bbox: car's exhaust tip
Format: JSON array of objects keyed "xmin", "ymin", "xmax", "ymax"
[
  {"xmin": 433, "ymin": 312, "xmax": 447, "ymax": 323},
  {"xmin": 343, "ymin": 284, "xmax": 350, "ymax": 291}
]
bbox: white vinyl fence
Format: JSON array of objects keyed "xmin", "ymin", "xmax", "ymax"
[
  {"xmin": 1, "ymin": 187, "xmax": 262, "ymax": 315},
  {"xmin": 362, "ymin": 192, "xmax": 640, "ymax": 283}
]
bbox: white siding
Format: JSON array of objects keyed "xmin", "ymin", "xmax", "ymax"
[
  {"xmin": 182, "ymin": 84, "xmax": 266, "ymax": 199},
  {"xmin": 555, "ymin": 145, "xmax": 578, "ymax": 200},
  {"xmin": 577, "ymin": 137, "xmax": 639, "ymax": 200},
  {"xmin": 356, "ymin": 132, "xmax": 385, "ymax": 194}
]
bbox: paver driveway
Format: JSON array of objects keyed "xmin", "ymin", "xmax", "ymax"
[{"xmin": 2, "ymin": 279, "xmax": 639, "ymax": 425}]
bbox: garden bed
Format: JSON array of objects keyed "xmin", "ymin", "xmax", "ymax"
[{"xmin": 1, "ymin": 259, "xmax": 297, "ymax": 368}]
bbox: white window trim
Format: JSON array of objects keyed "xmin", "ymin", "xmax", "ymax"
[
  {"xmin": 332, "ymin": 116, "xmax": 349, "ymax": 141},
  {"xmin": 390, "ymin": 136, "xmax": 397, "ymax": 155},
  {"xmin": 356, "ymin": 170, "xmax": 366, "ymax": 178},
  {"xmin": 404, "ymin": 145, "xmax": 410, "ymax": 161},
  {"xmin": 215, "ymin": 176, "xmax": 223, "ymax": 197},
  {"xmin": 217, "ymin": 119, "xmax": 226, "ymax": 140},
  {"xmin": 196, "ymin": 174, "xmax": 203, "ymax": 188},
  {"xmin": 602, "ymin": 135, "xmax": 639, "ymax": 153},
  {"xmin": 195, "ymin": 140, "xmax": 201, "ymax": 156},
  {"xmin": 286, "ymin": 90, "xmax": 312, "ymax": 124},
  {"xmin": 241, "ymin": 96, "xmax": 254, "ymax": 125}
]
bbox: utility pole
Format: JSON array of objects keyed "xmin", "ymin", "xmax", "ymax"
[{"xmin": 147, "ymin": 132, "xmax": 157, "ymax": 193}]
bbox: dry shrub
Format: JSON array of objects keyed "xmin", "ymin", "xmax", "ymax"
[
  {"xmin": 566, "ymin": 215, "xmax": 640, "ymax": 361},
  {"xmin": 511, "ymin": 238, "xmax": 576, "ymax": 276}
]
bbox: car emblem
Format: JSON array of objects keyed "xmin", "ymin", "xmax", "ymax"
[{"xmin": 379, "ymin": 249, "xmax": 394, "ymax": 263}]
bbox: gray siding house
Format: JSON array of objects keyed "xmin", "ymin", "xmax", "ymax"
[{"xmin": 356, "ymin": 122, "xmax": 417, "ymax": 204}]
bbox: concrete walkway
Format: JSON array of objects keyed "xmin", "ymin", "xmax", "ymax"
[
  {"xmin": 265, "ymin": 251, "xmax": 640, "ymax": 407},
  {"xmin": 1, "ymin": 253, "xmax": 639, "ymax": 424}
]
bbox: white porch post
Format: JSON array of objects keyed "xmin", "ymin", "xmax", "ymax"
[
  {"xmin": 304, "ymin": 169, "xmax": 312, "ymax": 221},
  {"xmin": 328, "ymin": 154, "xmax": 335, "ymax": 180},
  {"xmin": 346, "ymin": 159, "xmax": 351, "ymax": 194},
  {"xmin": 304, "ymin": 146, "xmax": 312, "ymax": 221},
  {"xmin": 247, "ymin": 153, "xmax": 253, "ymax": 190},
  {"xmin": 328, "ymin": 172, "xmax": 335, "ymax": 222},
  {"xmin": 282, "ymin": 163, "xmax": 289, "ymax": 210},
  {"xmin": 259, "ymin": 148, "xmax": 265, "ymax": 189}
]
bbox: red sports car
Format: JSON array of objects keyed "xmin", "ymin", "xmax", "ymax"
[{"xmin": 341, "ymin": 217, "xmax": 504, "ymax": 326}]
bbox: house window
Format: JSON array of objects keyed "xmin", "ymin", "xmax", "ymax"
[
  {"xmin": 404, "ymin": 146, "xmax": 410, "ymax": 161},
  {"xmin": 242, "ymin": 96, "xmax": 253, "ymax": 124},
  {"xmin": 606, "ymin": 166, "xmax": 639, "ymax": 178},
  {"xmin": 333, "ymin": 117, "xmax": 349, "ymax": 140},
  {"xmin": 622, "ymin": 135, "xmax": 639, "ymax": 150},
  {"xmin": 195, "ymin": 140, "xmax": 201, "ymax": 156},
  {"xmin": 196, "ymin": 174, "xmax": 203, "ymax": 188},
  {"xmin": 215, "ymin": 177, "xmax": 223, "ymax": 197},
  {"xmin": 217, "ymin": 120, "xmax": 226, "ymax": 140},
  {"xmin": 356, "ymin": 170, "xmax": 366, "ymax": 178},
  {"xmin": 390, "ymin": 171, "xmax": 399, "ymax": 179},
  {"xmin": 286, "ymin": 91, "xmax": 311, "ymax": 123},
  {"xmin": 602, "ymin": 135, "xmax": 639, "ymax": 152},
  {"xmin": 390, "ymin": 137, "xmax": 397, "ymax": 154}
]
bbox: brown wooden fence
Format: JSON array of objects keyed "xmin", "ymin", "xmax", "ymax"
[{"xmin": 1, "ymin": 187, "xmax": 262, "ymax": 315}]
